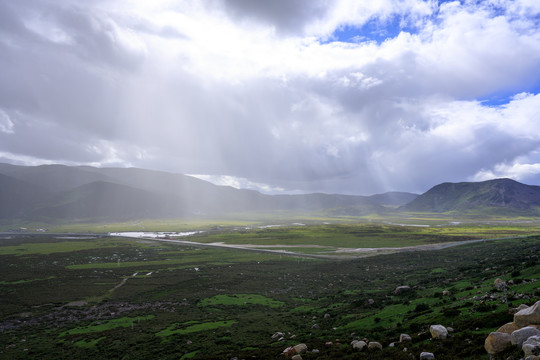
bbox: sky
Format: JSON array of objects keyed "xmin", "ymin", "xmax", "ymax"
[{"xmin": 1, "ymin": 0, "xmax": 540, "ymax": 195}]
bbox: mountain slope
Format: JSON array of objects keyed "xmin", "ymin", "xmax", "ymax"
[
  {"xmin": 368, "ymin": 191, "xmax": 418, "ymax": 207},
  {"xmin": 0, "ymin": 173, "xmax": 52, "ymax": 219},
  {"xmin": 0, "ymin": 163, "xmax": 387, "ymax": 220},
  {"xmin": 2, "ymin": 164, "xmax": 117, "ymax": 193},
  {"xmin": 401, "ymin": 178, "xmax": 540, "ymax": 213},
  {"xmin": 30, "ymin": 181, "xmax": 187, "ymax": 220}
]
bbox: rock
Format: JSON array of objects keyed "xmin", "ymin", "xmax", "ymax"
[
  {"xmin": 429, "ymin": 325, "xmax": 448, "ymax": 339},
  {"xmin": 484, "ymin": 332, "xmax": 512, "ymax": 355},
  {"xmin": 293, "ymin": 344, "xmax": 307, "ymax": 354},
  {"xmin": 511, "ymin": 326, "xmax": 540, "ymax": 346},
  {"xmin": 311, "ymin": 324, "xmax": 320, "ymax": 330},
  {"xmin": 515, "ymin": 301, "xmax": 540, "ymax": 328},
  {"xmin": 324, "ymin": 313, "xmax": 331, "ymax": 319},
  {"xmin": 395, "ymin": 285, "xmax": 411, "ymax": 295},
  {"xmin": 420, "ymin": 352, "xmax": 435, "ymax": 360},
  {"xmin": 272, "ymin": 331, "xmax": 284, "ymax": 339},
  {"xmin": 368, "ymin": 341, "xmax": 382, "ymax": 350},
  {"xmin": 389, "ymin": 342, "xmax": 396, "ymax": 347},
  {"xmin": 352, "ymin": 340, "xmax": 367, "ymax": 351},
  {"xmin": 496, "ymin": 322, "xmax": 519, "ymax": 334},
  {"xmin": 442, "ymin": 290, "xmax": 450, "ymax": 296},
  {"xmin": 283, "ymin": 347, "xmax": 296, "ymax": 357},
  {"xmin": 400, "ymin": 333, "xmax": 412, "ymax": 342},
  {"xmin": 524, "ymin": 355, "xmax": 540, "ymax": 360},
  {"xmin": 446, "ymin": 327, "xmax": 454, "ymax": 333},
  {"xmin": 367, "ymin": 298, "xmax": 375, "ymax": 305},
  {"xmin": 523, "ymin": 335, "xmax": 540, "ymax": 357},
  {"xmin": 312, "ymin": 349, "xmax": 319, "ymax": 353},
  {"xmin": 494, "ymin": 278, "xmax": 506, "ymax": 291},
  {"xmin": 291, "ymin": 355, "xmax": 302, "ymax": 360},
  {"xmin": 518, "ymin": 304, "xmax": 531, "ymax": 311}
]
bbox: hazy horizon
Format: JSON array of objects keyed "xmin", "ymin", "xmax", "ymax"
[{"xmin": 1, "ymin": 1, "xmax": 540, "ymax": 195}]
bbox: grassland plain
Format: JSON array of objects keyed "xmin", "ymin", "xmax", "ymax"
[{"xmin": 0, "ymin": 223, "xmax": 538, "ymax": 359}]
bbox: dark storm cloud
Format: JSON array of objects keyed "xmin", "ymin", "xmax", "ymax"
[{"xmin": 219, "ymin": 0, "xmax": 329, "ymax": 35}]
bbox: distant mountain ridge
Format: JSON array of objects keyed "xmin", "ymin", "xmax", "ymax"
[
  {"xmin": 401, "ymin": 178, "xmax": 540, "ymax": 214},
  {"xmin": 6, "ymin": 163, "xmax": 539, "ymax": 221},
  {"xmin": 0, "ymin": 163, "xmax": 417, "ymax": 221}
]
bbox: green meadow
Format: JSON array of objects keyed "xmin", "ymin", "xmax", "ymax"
[{"xmin": 0, "ymin": 222, "xmax": 538, "ymax": 359}]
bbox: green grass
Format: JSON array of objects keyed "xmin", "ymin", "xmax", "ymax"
[
  {"xmin": 0, "ymin": 241, "xmax": 116, "ymax": 255},
  {"xmin": 59, "ymin": 316, "xmax": 155, "ymax": 336},
  {"xmin": 0, "ymin": 227, "xmax": 538, "ymax": 360},
  {"xmin": 156, "ymin": 320, "xmax": 236, "ymax": 336},
  {"xmin": 198, "ymin": 294, "xmax": 284, "ymax": 308},
  {"xmin": 73, "ymin": 337, "xmax": 106, "ymax": 348},
  {"xmin": 0, "ymin": 276, "xmax": 55, "ymax": 285}
]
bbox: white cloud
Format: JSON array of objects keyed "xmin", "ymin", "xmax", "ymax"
[
  {"xmin": 0, "ymin": 110, "xmax": 14, "ymax": 134},
  {"xmin": 1, "ymin": 0, "xmax": 540, "ymax": 194}
]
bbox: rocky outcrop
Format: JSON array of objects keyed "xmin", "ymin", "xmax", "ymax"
[
  {"xmin": 523, "ymin": 335, "xmax": 540, "ymax": 357},
  {"xmin": 368, "ymin": 341, "xmax": 382, "ymax": 350},
  {"xmin": 486, "ymin": 301, "xmax": 540, "ymax": 358},
  {"xmin": 497, "ymin": 322, "xmax": 519, "ymax": 334},
  {"xmin": 512, "ymin": 327, "xmax": 540, "ymax": 347},
  {"xmin": 515, "ymin": 301, "xmax": 540, "ymax": 328},
  {"xmin": 484, "ymin": 332, "xmax": 512, "ymax": 355}
]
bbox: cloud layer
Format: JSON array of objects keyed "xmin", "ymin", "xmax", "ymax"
[{"xmin": 1, "ymin": 0, "xmax": 540, "ymax": 194}]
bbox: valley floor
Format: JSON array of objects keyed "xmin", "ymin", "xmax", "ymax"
[{"xmin": 0, "ymin": 222, "xmax": 538, "ymax": 359}]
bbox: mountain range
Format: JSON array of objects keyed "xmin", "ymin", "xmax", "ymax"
[{"xmin": 0, "ymin": 163, "xmax": 539, "ymax": 221}]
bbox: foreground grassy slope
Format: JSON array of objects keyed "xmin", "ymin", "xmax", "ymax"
[{"xmin": 0, "ymin": 227, "xmax": 538, "ymax": 359}]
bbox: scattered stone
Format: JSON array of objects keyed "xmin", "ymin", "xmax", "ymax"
[
  {"xmin": 324, "ymin": 313, "xmax": 331, "ymax": 319},
  {"xmin": 511, "ymin": 326, "xmax": 540, "ymax": 346},
  {"xmin": 312, "ymin": 349, "xmax": 319, "ymax": 354},
  {"xmin": 389, "ymin": 342, "xmax": 396, "ymax": 347},
  {"xmin": 484, "ymin": 332, "xmax": 512, "ymax": 355},
  {"xmin": 400, "ymin": 333, "xmax": 412, "ymax": 342},
  {"xmin": 325, "ymin": 341, "xmax": 333, "ymax": 346},
  {"xmin": 442, "ymin": 290, "xmax": 450, "ymax": 296},
  {"xmin": 523, "ymin": 335, "xmax": 540, "ymax": 357},
  {"xmin": 368, "ymin": 341, "xmax": 382, "ymax": 350},
  {"xmin": 420, "ymin": 352, "xmax": 435, "ymax": 360},
  {"xmin": 283, "ymin": 347, "xmax": 296, "ymax": 357},
  {"xmin": 515, "ymin": 301, "xmax": 540, "ymax": 328},
  {"xmin": 395, "ymin": 285, "xmax": 411, "ymax": 295},
  {"xmin": 293, "ymin": 343, "xmax": 307, "ymax": 354},
  {"xmin": 494, "ymin": 278, "xmax": 506, "ymax": 291},
  {"xmin": 367, "ymin": 299, "xmax": 375, "ymax": 305},
  {"xmin": 311, "ymin": 324, "xmax": 320, "ymax": 330},
  {"xmin": 352, "ymin": 340, "xmax": 367, "ymax": 351},
  {"xmin": 446, "ymin": 327, "xmax": 454, "ymax": 333},
  {"xmin": 496, "ymin": 322, "xmax": 519, "ymax": 334},
  {"xmin": 291, "ymin": 355, "xmax": 302, "ymax": 360},
  {"xmin": 429, "ymin": 325, "xmax": 448, "ymax": 340},
  {"xmin": 272, "ymin": 332, "xmax": 284, "ymax": 339}
]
